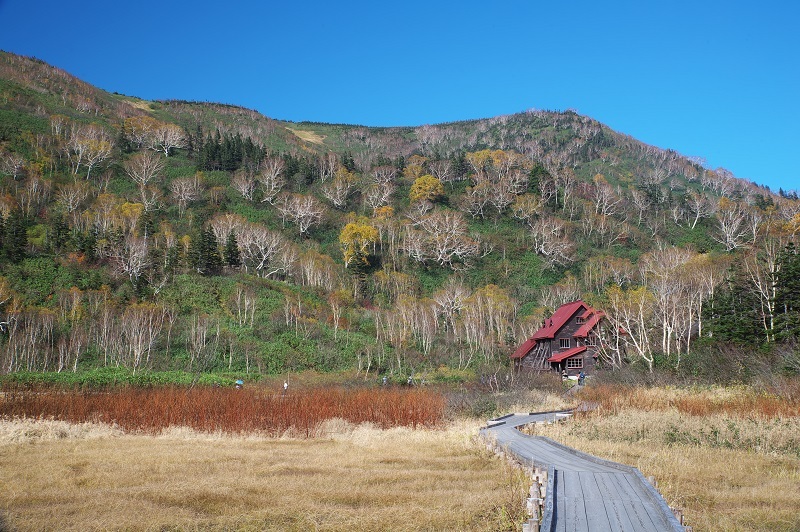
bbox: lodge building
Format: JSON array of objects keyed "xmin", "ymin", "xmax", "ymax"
[{"xmin": 511, "ymin": 300, "xmax": 606, "ymax": 376}]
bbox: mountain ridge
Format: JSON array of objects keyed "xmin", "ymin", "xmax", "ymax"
[{"xmin": 1, "ymin": 50, "xmax": 757, "ymax": 194}]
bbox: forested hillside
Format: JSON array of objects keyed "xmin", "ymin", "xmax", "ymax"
[{"xmin": 0, "ymin": 50, "xmax": 798, "ymax": 382}]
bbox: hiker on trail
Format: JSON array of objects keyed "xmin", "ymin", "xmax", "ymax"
[
  {"xmin": 578, "ymin": 371, "xmax": 585, "ymax": 385},
  {"xmin": 382, "ymin": 376, "xmax": 388, "ymax": 386},
  {"xmin": 283, "ymin": 381, "xmax": 288, "ymax": 395}
]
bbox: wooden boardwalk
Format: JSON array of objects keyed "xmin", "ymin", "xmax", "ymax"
[{"xmin": 481, "ymin": 413, "xmax": 684, "ymax": 531}]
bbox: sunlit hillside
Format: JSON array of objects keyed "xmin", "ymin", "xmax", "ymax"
[{"xmin": 0, "ymin": 50, "xmax": 798, "ymax": 384}]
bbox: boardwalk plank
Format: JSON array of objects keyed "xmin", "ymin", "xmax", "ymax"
[
  {"xmin": 592, "ymin": 472, "xmax": 627, "ymax": 501},
  {"xmin": 562, "ymin": 471, "xmax": 589, "ymax": 531},
  {"xmin": 618, "ymin": 473, "xmax": 670, "ymax": 531},
  {"xmin": 579, "ymin": 471, "xmax": 604, "ymax": 499},
  {"xmin": 602, "ymin": 498, "xmax": 637, "ymax": 532},
  {"xmin": 620, "ymin": 499, "xmax": 662, "ymax": 532},
  {"xmin": 600, "ymin": 472, "xmax": 639, "ymax": 501},
  {"xmin": 562, "ymin": 497, "xmax": 588, "ymax": 532},
  {"xmin": 562, "ymin": 470, "xmax": 584, "ymax": 499},
  {"xmin": 580, "ymin": 472, "xmax": 612, "ymax": 532},
  {"xmin": 556, "ymin": 469, "xmax": 566, "ymax": 500}
]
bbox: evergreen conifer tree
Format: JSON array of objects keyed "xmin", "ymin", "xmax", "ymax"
[
  {"xmin": 166, "ymin": 244, "xmax": 180, "ymax": 274},
  {"xmin": 47, "ymin": 214, "xmax": 69, "ymax": 254},
  {"xmin": 702, "ymin": 264, "xmax": 765, "ymax": 344},
  {"xmin": 4, "ymin": 210, "xmax": 27, "ymax": 263},
  {"xmin": 189, "ymin": 226, "xmax": 222, "ymax": 275},
  {"xmin": 73, "ymin": 229, "xmax": 97, "ymax": 262},
  {"xmin": 774, "ymin": 243, "xmax": 800, "ymax": 341},
  {"xmin": 340, "ymin": 152, "xmax": 356, "ymax": 172},
  {"xmin": 224, "ymin": 232, "xmax": 241, "ymax": 268},
  {"xmin": 203, "ymin": 227, "xmax": 222, "ymax": 275},
  {"xmin": 187, "ymin": 228, "xmax": 203, "ymax": 273},
  {"xmin": 138, "ymin": 211, "xmax": 156, "ymax": 239},
  {"xmin": 450, "ymin": 152, "xmax": 468, "ymax": 180}
]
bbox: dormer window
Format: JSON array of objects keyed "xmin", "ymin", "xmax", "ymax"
[
  {"xmin": 576, "ymin": 317, "xmax": 585, "ymax": 324},
  {"xmin": 559, "ymin": 338, "xmax": 570, "ymax": 349}
]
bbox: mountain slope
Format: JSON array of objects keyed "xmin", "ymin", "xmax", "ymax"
[{"xmin": 0, "ymin": 50, "xmax": 798, "ymax": 380}]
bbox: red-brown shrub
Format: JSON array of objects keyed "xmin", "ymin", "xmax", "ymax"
[{"xmin": 0, "ymin": 385, "xmax": 446, "ymax": 435}]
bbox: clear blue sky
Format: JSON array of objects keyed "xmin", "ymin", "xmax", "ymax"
[{"xmin": 1, "ymin": 0, "xmax": 797, "ymax": 192}]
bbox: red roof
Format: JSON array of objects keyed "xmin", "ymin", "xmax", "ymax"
[
  {"xmin": 531, "ymin": 300, "xmax": 588, "ymax": 340},
  {"xmin": 574, "ymin": 311, "xmax": 605, "ymax": 338},
  {"xmin": 510, "ymin": 338, "xmax": 537, "ymax": 359},
  {"xmin": 547, "ymin": 345, "xmax": 587, "ymax": 363}
]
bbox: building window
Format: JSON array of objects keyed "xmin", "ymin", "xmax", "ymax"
[
  {"xmin": 559, "ymin": 338, "xmax": 570, "ymax": 349},
  {"xmin": 586, "ymin": 334, "xmax": 598, "ymax": 346},
  {"xmin": 576, "ymin": 317, "xmax": 585, "ymax": 324},
  {"xmin": 566, "ymin": 357, "xmax": 583, "ymax": 369}
]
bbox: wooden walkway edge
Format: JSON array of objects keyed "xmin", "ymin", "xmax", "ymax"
[{"xmin": 481, "ymin": 412, "xmax": 686, "ymax": 532}]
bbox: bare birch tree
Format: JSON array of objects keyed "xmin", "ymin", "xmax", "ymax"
[
  {"xmin": 363, "ymin": 183, "xmax": 394, "ymax": 212},
  {"xmin": 150, "ymin": 123, "xmax": 185, "ymax": 156},
  {"xmin": 276, "ymin": 193, "xmax": 325, "ymax": 235},
  {"xmin": 209, "ymin": 213, "xmax": 248, "ymax": 246},
  {"xmin": 231, "ymin": 171, "xmax": 256, "ymax": 201},
  {"xmin": 56, "ymin": 181, "xmax": 91, "ymax": 214},
  {"xmin": 370, "ymin": 165, "xmax": 397, "ymax": 186},
  {"xmin": 604, "ymin": 285, "xmax": 656, "ymax": 372},
  {"xmin": 529, "ymin": 215, "xmax": 574, "ymax": 268},
  {"xmin": 321, "ymin": 168, "xmax": 357, "ymax": 209},
  {"xmin": 121, "ymin": 303, "xmax": 164, "ymax": 373},
  {"xmin": 237, "ymin": 222, "xmax": 288, "ymax": 277},
  {"xmin": 230, "ymin": 284, "xmax": 257, "ymax": 328},
  {"xmin": 169, "ymin": 175, "xmax": 202, "ymax": 218},
  {"xmin": 687, "ymin": 190, "xmax": 715, "ymax": 229},
  {"xmin": 124, "ymin": 150, "xmax": 165, "ymax": 190},
  {"xmin": 714, "ymin": 197, "xmax": 751, "ymax": 251},
  {"xmin": 256, "ymin": 155, "xmax": 285, "ymax": 204},
  {"xmin": 66, "ymin": 123, "xmax": 113, "ymax": 179},
  {"xmin": 110, "ymin": 235, "xmax": 149, "ymax": 290},
  {"xmin": 0, "ymin": 151, "xmax": 26, "ymax": 180},
  {"xmin": 402, "ymin": 209, "xmax": 479, "ymax": 270},
  {"xmin": 187, "ymin": 314, "xmax": 220, "ymax": 371}
]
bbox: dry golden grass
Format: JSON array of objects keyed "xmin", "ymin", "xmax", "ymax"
[
  {"xmin": 500, "ymin": 387, "xmax": 573, "ymax": 415},
  {"xmin": 7, "ymin": 383, "xmax": 796, "ymax": 531},
  {"xmin": 523, "ymin": 384, "xmax": 800, "ymax": 532},
  {"xmin": 0, "ymin": 417, "xmax": 124, "ymax": 443},
  {"xmin": 579, "ymin": 383, "xmax": 800, "ymax": 418},
  {"xmin": 119, "ymin": 97, "xmax": 153, "ymax": 111},
  {"xmin": 0, "ymin": 418, "xmax": 524, "ymax": 531},
  {"xmin": 544, "ymin": 408, "xmax": 800, "ymax": 457},
  {"xmin": 286, "ymin": 128, "xmax": 325, "ymax": 145}
]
